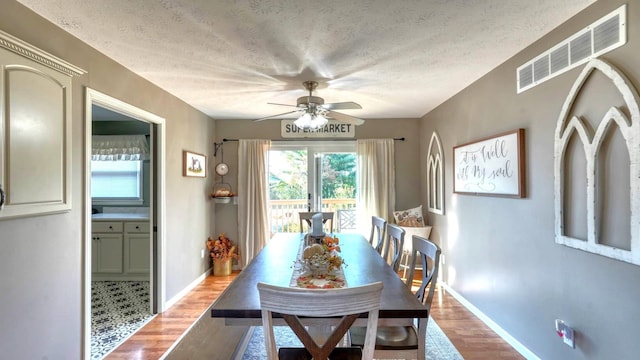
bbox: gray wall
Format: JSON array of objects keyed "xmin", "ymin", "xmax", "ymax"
[
  {"xmin": 421, "ymin": 0, "xmax": 640, "ymax": 359},
  {"xmin": 214, "ymin": 118, "xmax": 422, "ymax": 243},
  {"xmin": 0, "ymin": 2, "xmax": 215, "ymax": 359}
]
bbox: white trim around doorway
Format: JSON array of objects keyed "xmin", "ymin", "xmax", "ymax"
[{"xmin": 83, "ymin": 88, "xmax": 167, "ymax": 360}]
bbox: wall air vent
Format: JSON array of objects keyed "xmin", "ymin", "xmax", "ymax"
[{"xmin": 517, "ymin": 5, "xmax": 626, "ymax": 93}]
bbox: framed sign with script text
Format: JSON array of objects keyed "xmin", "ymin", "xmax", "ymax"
[{"xmin": 453, "ymin": 129, "xmax": 525, "ymax": 198}]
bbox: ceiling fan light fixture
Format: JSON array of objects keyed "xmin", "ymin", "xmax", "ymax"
[
  {"xmin": 294, "ymin": 112, "xmax": 327, "ymax": 130},
  {"xmin": 255, "ymin": 81, "xmax": 364, "ymax": 127},
  {"xmin": 312, "ymin": 114, "xmax": 328, "ymax": 129},
  {"xmin": 294, "ymin": 113, "xmax": 312, "ymax": 128}
]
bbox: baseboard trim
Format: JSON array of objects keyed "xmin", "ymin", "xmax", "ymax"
[
  {"xmin": 440, "ymin": 283, "xmax": 540, "ymax": 360},
  {"xmin": 232, "ymin": 327, "xmax": 255, "ymax": 360},
  {"xmin": 164, "ymin": 268, "xmax": 211, "ymax": 310}
]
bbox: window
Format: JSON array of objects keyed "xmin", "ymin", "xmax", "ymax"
[
  {"xmin": 91, "ymin": 160, "xmax": 143, "ymax": 204},
  {"xmin": 268, "ymin": 141, "xmax": 357, "ymax": 233}
]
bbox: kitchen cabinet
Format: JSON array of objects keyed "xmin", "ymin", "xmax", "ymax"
[
  {"xmin": 92, "ymin": 221, "xmax": 124, "ymax": 275},
  {"xmin": 93, "ymin": 233, "xmax": 124, "ymax": 273},
  {"xmin": 124, "ymin": 222, "xmax": 151, "ymax": 274},
  {"xmin": 92, "ymin": 218, "xmax": 150, "ymax": 280}
]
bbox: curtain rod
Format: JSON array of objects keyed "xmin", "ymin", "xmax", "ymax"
[{"xmin": 222, "ymin": 137, "xmax": 405, "ymax": 142}]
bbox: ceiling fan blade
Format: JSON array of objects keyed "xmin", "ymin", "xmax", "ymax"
[
  {"xmin": 321, "ymin": 101, "xmax": 362, "ymax": 110},
  {"xmin": 253, "ymin": 110, "xmax": 300, "ymax": 122},
  {"xmin": 326, "ymin": 110, "xmax": 365, "ymax": 126},
  {"xmin": 267, "ymin": 102, "xmax": 299, "ymax": 108}
]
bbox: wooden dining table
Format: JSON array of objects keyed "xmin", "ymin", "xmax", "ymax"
[{"xmin": 210, "ymin": 232, "xmax": 428, "ymax": 359}]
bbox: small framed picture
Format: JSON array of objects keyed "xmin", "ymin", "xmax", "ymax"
[{"xmin": 183, "ymin": 150, "xmax": 206, "ymax": 178}]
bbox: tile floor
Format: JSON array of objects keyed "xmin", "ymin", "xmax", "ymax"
[{"xmin": 91, "ymin": 281, "xmax": 154, "ymax": 359}]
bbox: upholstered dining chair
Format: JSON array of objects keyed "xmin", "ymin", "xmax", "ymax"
[
  {"xmin": 370, "ymin": 215, "xmax": 387, "ymax": 254},
  {"xmin": 257, "ymin": 281, "xmax": 383, "ymax": 360},
  {"xmin": 350, "ymin": 235, "xmax": 442, "ymax": 359},
  {"xmin": 383, "ymin": 223, "xmax": 406, "ymax": 272},
  {"xmin": 299, "ymin": 211, "xmax": 334, "ymax": 234}
]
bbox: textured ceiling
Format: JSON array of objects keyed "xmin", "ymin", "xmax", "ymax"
[{"xmin": 17, "ymin": 0, "xmax": 596, "ymax": 121}]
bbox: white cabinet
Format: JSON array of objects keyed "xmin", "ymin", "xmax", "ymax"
[
  {"xmin": 92, "ymin": 219, "xmax": 149, "ymax": 280},
  {"xmin": 93, "ymin": 233, "xmax": 124, "ymax": 273},
  {"xmin": 92, "ymin": 221, "xmax": 124, "ymax": 274},
  {"xmin": 124, "ymin": 222, "xmax": 150, "ymax": 274},
  {"xmin": 0, "ymin": 30, "xmax": 85, "ymax": 219}
]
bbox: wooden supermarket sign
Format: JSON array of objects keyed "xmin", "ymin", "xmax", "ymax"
[{"xmin": 281, "ymin": 120, "xmax": 355, "ymax": 138}]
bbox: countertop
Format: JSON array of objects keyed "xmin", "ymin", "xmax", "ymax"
[{"xmin": 92, "ymin": 213, "xmax": 150, "ymax": 221}]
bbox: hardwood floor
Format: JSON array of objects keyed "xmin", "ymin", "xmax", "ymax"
[
  {"xmin": 105, "ymin": 271, "xmax": 524, "ymax": 359},
  {"xmin": 104, "ymin": 273, "xmax": 238, "ymax": 360},
  {"xmin": 429, "ymin": 287, "xmax": 524, "ymax": 360}
]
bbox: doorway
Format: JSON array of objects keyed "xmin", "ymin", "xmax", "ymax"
[
  {"xmin": 83, "ymin": 88, "xmax": 166, "ymax": 359},
  {"xmin": 268, "ymin": 141, "xmax": 357, "ymax": 234}
]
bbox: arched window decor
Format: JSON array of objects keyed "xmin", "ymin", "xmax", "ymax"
[
  {"xmin": 427, "ymin": 131, "xmax": 444, "ymax": 215},
  {"xmin": 554, "ymin": 58, "xmax": 640, "ymax": 266}
]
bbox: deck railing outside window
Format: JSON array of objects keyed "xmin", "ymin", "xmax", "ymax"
[{"xmin": 269, "ymin": 199, "xmax": 356, "ymax": 234}]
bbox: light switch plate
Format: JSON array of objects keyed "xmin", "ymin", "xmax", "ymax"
[
  {"xmin": 563, "ymin": 326, "xmax": 575, "ymax": 348},
  {"xmin": 555, "ymin": 319, "xmax": 575, "ymax": 348}
]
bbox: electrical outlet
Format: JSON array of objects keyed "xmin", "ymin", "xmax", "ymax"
[{"xmin": 200, "ymin": 249, "xmax": 205, "ymax": 258}]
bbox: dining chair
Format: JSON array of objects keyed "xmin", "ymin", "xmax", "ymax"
[
  {"xmin": 257, "ymin": 281, "xmax": 383, "ymax": 360},
  {"xmin": 383, "ymin": 223, "xmax": 405, "ymax": 272},
  {"xmin": 370, "ymin": 215, "xmax": 387, "ymax": 254},
  {"xmin": 299, "ymin": 211, "xmax": 334, "ymax": 234},
  {"xmin": 398, "ymin": 225, "xmax": 432, "ymax": 279},
  {"xmin": 350, "ymin": 235, "xmax": 442, "ymax": 359}
]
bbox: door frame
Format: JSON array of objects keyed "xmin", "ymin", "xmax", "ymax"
[{"xmin": 83, "ymin": 88, "xmax": 167, "ymax": 359}]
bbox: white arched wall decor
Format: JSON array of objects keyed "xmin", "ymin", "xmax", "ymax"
[
  {"xmin": 427, "ymin": 131, "xmax": 444, "ymax": 215},
  {"xmin": 554, "ymin": 58, "xmax": 640, "ymax": 265}
]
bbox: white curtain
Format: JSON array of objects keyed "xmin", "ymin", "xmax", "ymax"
[
  {"xmin": 92, "ymin": 135, "xmax": 149, "ymax": 160},
  {"xmin": 356, "ymin": 138, "xmax": 396, "ymax": 234},
  {"xmin": 237, "ymin": 139, "xmax": 271, "ymax": 268}
]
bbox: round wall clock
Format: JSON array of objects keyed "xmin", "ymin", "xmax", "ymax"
[{"xmin": 215, "ymin": 162, "xmax": 229, "ymax": 176}]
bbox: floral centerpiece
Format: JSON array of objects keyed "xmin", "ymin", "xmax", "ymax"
[
  {"xmin": 300, "ymin": 235, "xmax": 345, "ymax": 276},
  {"xmin": 295, "ymin": 236, "xmax": 346, "ymax": 288},
  {"xmin": 206, "ymin": 233, "xmax": 238, "ymax": 276}
]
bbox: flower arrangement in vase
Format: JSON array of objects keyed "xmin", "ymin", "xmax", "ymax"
[{"xmin": 206, "ymin": 233, "xmax": 238, "ymax": 276}]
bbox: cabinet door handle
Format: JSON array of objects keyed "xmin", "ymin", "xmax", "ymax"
[
  {"xmin": 135, "ymin": 225, "xmax": 140, "ymax": 230},
  {"xmin": 108, "ymin": 225, "xmax": 113, "ymax": 230}
]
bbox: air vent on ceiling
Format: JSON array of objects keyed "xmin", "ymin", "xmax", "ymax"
[{"xmin": 517, "ymin": 5, "xmax": 626, "ymax": 93}]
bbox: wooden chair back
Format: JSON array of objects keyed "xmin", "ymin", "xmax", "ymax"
[
  {"xmin": 257, "ymin": 281, "xmax": 383, "ymax": 360},
  {"xmin": 384, "ymin": 223, "xmax": 405, "ymax": 272},
  {"xmin": 370, "ymin": 216, "xmax": 387, "ymax": 254},
  {"xmin": 407, "ymin": 235, "xmax": 442, "ymax": 309},
  {"xmin": 299, "ymin": 211, "xmax": 334, "ymax": 234}
]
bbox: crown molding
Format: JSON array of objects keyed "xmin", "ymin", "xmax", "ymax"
[{"xmin": 0, "ymin": 29, "xmax": 86, "ymax": 77}]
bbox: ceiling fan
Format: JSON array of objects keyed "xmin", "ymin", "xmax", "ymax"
[{"xmin": 253, "ymin": 81, "xmax": 364, "ymax": 129}]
